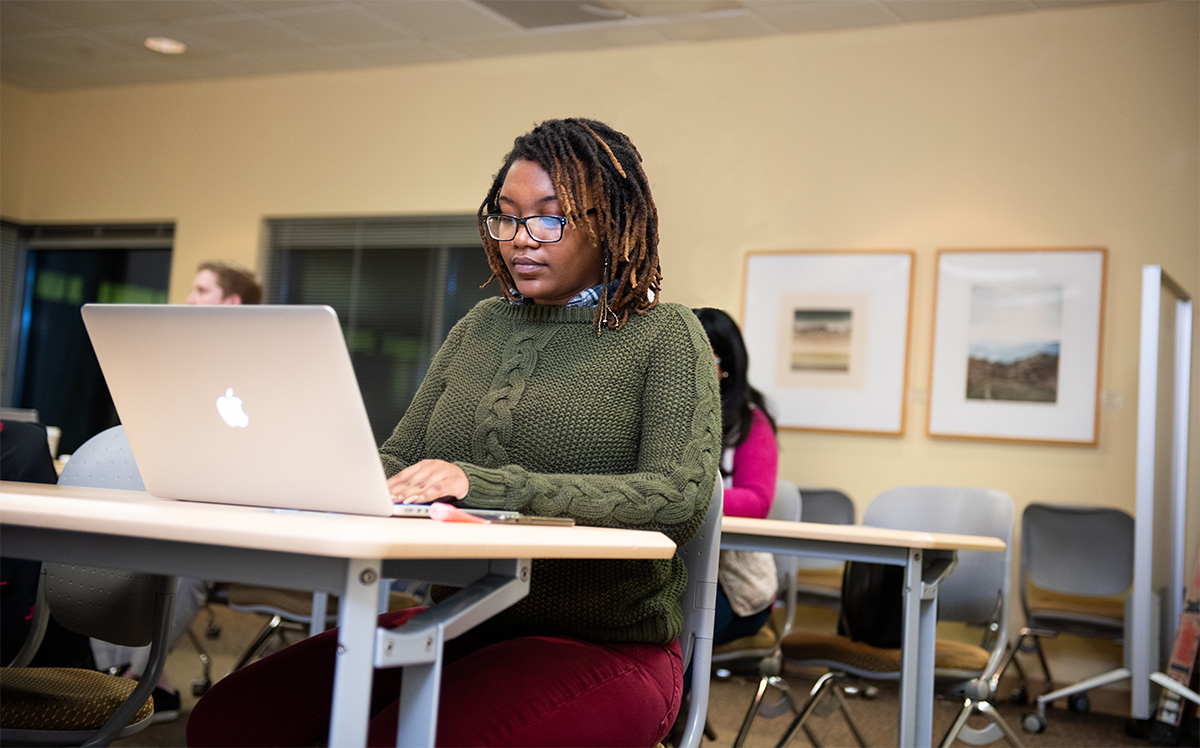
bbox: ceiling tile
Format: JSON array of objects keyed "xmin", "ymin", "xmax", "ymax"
[
  {"xmin": 0, "ymin": 3, "xmax": 71, "ymax": 36},
  {"xmin": 6, "ymin": 0, "xmax": 147, "ymax": 29},
  {"xmin": 180, "ymin": 14, "xmax": 319, "ymax": 51},
  {"xmin": 14, "ymin": 29, "xmax": 150, "ymax": 66},
  {"xmin": 882, "ymin": 0, "xmax": 1037, "ymax": 23},
  {"xmin": 357, "ymin": 0, "xmax": 513, "ymax": 37},
  {"xmin": 744, "ymin": 0, "xmax": 900, "ymax": 34},
  {"xmin": 267, "ymin": 5, "xmax": 415, "ymax": 45},
  {"xmin": 116, "ymin": 0, "xmax": 246, "ymax": 23}
]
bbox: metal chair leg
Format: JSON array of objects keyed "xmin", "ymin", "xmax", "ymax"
[
  {"xmin": 939, "ymin": 698, "xmax": 1024, "ymax": 748},
  {"xmin": 230, "ymin": 613, "xmax": 284, "ymax": 672},
  {"xmin": 733, "ymin": 674, "xmax": 802, "ymax": 747},
  {"xmin": 776, "ymin": 672, "xmax": 867, "ymax": 748}
]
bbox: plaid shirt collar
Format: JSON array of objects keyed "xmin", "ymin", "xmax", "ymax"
[{"xmin": 508, "ymin": 281, "xmax": 613, "ymax": 308}]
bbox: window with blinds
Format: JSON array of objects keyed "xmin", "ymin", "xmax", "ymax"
[
  {"xmin": 1, "ymin": 221, "xmax": 173, "ymax": 454},
  {"xmin": 264, "ymin": 215, "xmax": 494, "ymax": 446}
]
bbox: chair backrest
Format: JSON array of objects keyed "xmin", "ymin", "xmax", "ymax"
[
  {"xmin": 52, "ymin": 425, "xmax": 162, "ymax": 646},
  {"xmin": 794, "ymin": 488, "xmax": 854, "ymax": 571},
  {"xmin": 863, "ymin": 486, "xmax": 1014, "ymax": 630},
  {"xmin": 1020, "ymin": 503, "xmax": 1134, "ymax": 599},
  {"xmin": 796, "ymin": 488, "xmax": 855, "ymax": 526},
  {"xmin": 57, "ymin": 424, "xmax": 145, "ymax": 491},
  {"xmin": 675, "ymin": 476, "xmax": 724, "ymax": 748}
]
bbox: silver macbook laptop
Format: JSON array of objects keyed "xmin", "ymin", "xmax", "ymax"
[{"xmin": 80, "ymin": 303, "xmax": 517, "ymax": 520}]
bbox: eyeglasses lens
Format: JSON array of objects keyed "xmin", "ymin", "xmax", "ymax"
[{"xmin": 485, "ymin": 215, "xmax": 564, "ymax": 242}]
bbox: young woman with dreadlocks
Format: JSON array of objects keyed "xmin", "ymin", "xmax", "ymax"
[{"xmin": 187, "ymin": 118, "xmax": 721, "ymax": 747}]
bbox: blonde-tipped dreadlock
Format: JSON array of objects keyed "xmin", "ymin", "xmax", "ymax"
[{"xmin": 478, "ymin": 118, "xmax": 662, "ymax": 334}]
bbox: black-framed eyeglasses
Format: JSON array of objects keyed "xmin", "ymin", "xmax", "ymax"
[{"xmin": 483, "ymin": 214, "xmax": 568, "ymax": 243}]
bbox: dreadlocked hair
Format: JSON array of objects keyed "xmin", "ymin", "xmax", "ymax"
[{"xmin": 478, "ymin": 118, "xmax": 662, "ymax": 333}]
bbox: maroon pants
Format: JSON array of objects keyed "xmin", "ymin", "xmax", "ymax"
[{"xmin": 187, "ymin": 608, "xmax": 683, "ymax": 747}]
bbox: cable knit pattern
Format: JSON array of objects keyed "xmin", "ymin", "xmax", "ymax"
[{"xmin": 379, "ymin": 297, "xmax": 721, "ymax": 643}]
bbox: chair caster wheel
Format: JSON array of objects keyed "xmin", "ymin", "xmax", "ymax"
[
  {"xmin": 1022, "ymin": 713, "xmax": 1046, "ymax": 734},
  {"xmin": 1068, "ymin": 693, "xmax": 1090, "ymax": 714},
  {"xmin": 1009, "ymin": 687, "xmax": 1028, "ymax": 705},
  {"xmin": 206, "ymin": 623, "xmax": 222, "ymax": 639},
  {"xmin": 192, "ymin": 680, "xmax": 211, "ymax": 697}
]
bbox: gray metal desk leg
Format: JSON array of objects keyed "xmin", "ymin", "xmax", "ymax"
[
  {"xmin": 897, "ymin": 547, "xmax": 939, "ymax": 747},
  {"xmin": 329, "ymin": 558, "xmax": 384, "ymax": 747},
  {"xmin": 376, "ymin": 559, "xmax": 531, "ymax": 748}
]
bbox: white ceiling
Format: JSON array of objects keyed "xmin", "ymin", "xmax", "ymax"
[{"xmin": 0, "ymin": 0, "xmax": 1141, "ymax": 91}]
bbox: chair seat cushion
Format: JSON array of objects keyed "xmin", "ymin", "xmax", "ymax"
[
  {"xmin": 781, "ymin": 633, "xmax": 990, "ymax": 674},
  {"xmin": 0, "ymin": 667, "xmax": 153, "ymax": 730},
  {"xmin": 713, "ymin": 626, "xmax": 778, "ymax": 655},
  {"xmin": 1026, "ymin": 583, "xmax": 1124, "ymax": 626},
  {"xmin": 227, "ymin": 586, "xmax": 419, "ymax": 617}
]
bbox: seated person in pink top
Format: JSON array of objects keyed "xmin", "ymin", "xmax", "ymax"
[{"xmin": 694, "ymin": 307, "xmax": 780, "ymax": 645}]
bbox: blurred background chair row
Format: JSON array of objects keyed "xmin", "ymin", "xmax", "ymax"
[
  {"xmin": 777, "ymin": 486, "xmax": 1022, "ymax": 748},
  {"xmin": 711, "ymin": 487, "xmax": 1136, "ymax": 748}
]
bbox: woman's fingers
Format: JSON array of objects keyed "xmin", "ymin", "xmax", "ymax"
[{"xmin": 387, "ymin": 460, "xmax": 469, "ymax": 503}]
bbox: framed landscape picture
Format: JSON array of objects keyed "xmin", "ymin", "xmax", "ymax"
[
  {"xmin": 741, "ymin": 250, "xmax": 914, "ymax": 435},
  {"xmin": 927, "ymin": 248, "xmax": 1107, "ymax": 445}
]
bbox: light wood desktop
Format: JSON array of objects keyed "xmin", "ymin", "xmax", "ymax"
[
  {"xmin": 720, "ymin": 516, "xmax": 1006, "ymax": 747},
  {"xmin": 0, "ymin": 480, "xmax": 677, "ymax": 747}
]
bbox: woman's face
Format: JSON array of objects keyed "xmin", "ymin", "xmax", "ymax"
[{"xmin": 497, "ymin": 159, "xmax": 604, "ymax": 306}]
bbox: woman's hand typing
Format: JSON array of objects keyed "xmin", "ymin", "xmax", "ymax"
[{"xmin": 387, "ymin": 459, "xmax": 469, "ymax": 504}]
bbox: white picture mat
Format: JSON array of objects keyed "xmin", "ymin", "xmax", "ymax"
[
  {"xmin": 928, "ymin": 250, "xmax": 1105, "ymax": 443},
  {"xmin": 743, "ymin": 251, "xmax": 913, "ymax": 434}
]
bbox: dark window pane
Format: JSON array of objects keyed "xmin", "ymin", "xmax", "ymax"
[
  {"xmin": 265, "ymin": 216, "xmax": 492, "ymax": 445},
  {"xmin": 16, "ymin": 247, "xmax": 171, "ymax": 454}
]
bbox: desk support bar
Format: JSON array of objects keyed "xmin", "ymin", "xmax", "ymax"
[
  {"xmin": 375, "ymin": 558, "xmax": 531, "ymax": 748},
  {"xmin": 329, "ymin": 558, "xmax": 384, "ymax": 748}
]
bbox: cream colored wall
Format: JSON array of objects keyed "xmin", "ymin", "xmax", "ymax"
[{"xmin": 2, "ymin": 0, "xmax": 1196, "ymax": 689}]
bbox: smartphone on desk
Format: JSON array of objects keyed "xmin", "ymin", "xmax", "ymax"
[{"xmin": 487, "ymin": 515, "xmax": 575, "ymax": 527}]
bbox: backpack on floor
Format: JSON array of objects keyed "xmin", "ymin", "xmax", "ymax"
[{"xmin": 837, "ymin": 561, "xmax": 904, "ymax": 649}]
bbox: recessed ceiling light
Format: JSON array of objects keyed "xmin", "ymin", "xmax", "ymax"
[{"xmin": 144, "ymin": 37, "xmax": 187, "ymax": 55}]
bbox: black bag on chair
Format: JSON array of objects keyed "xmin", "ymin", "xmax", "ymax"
[{"xmin": 837, "ymin": 561, "xmax": 904, "ymax": 649}]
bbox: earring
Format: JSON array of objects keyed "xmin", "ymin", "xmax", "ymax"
[{"xmin": 597, "ymin": 249, "xmax": 615, "ymax": 336}]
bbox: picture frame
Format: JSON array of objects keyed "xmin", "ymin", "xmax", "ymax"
[
  {"xmin": 741, "ymin": 250, "xmax": 914, "ymax": 435},
  {"xmin": 927, "ymin": 247, "xmax": 1107, "ymax": 446}
]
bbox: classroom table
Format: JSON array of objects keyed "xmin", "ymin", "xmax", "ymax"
[
  {"xmin": 719, "ymin": 516, "xmax": 1006, "ymax": 748},
  {"xmin": 0, "ymin": 480, "xmax": 676, "ymax": 747}
]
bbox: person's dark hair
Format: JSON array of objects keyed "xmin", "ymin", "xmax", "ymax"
[
  {"xmin": 693, "ymin": 307, "xmax": 777, "ymax": 448},
  {"xmin": 198, "ymin": 261, "xmax": 262, "ymax": 305},
  {"xmin": 478, "ymin": 118, "xmax": 661, "ymax": 333}
]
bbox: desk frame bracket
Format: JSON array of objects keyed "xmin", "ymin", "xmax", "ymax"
[{"xmin": 375, "ymin": 557, "xmax": 531, "ymax": 748}]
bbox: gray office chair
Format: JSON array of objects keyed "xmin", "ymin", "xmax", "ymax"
[
  {"xmin": 780, "ymin": 486, "xmax": 1023, "ymax": 748},
  {"xmin": 0, "ymin": 425, "xmax": 177, "ymax": 747},
  {"xmin": 792, "ymin": 488, "xmax": 855, "ymax": 609},
  {"xmin": 672, "ymin": 476, "xmax": 724, "ymax": 748},
  {"xmin": 994, "ymin": 503, "xmax": 1133, "ymax": 734},
  {"xmin": 709, "ymin": 479, "xmax": 804, "ymax": 746}
]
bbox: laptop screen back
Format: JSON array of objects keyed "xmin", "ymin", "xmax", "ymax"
[{"xmin": 81, "ymin": 304, "xmax": 396, "ymax": 516}]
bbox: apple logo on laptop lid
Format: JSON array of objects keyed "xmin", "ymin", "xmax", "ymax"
[{"xmin": 216, "ymin": 388, "xmax": 249, "ymax": 428}]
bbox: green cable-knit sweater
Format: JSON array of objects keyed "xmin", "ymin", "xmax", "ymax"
[{"xmin": 379, "ymin": 297, "xmax": 722, "ymax": 644}]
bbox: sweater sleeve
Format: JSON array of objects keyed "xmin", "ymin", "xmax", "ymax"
[
  {"xmin": 457, "ymin": 306, "xmax": 722, "ymax": 546},
  {"xmin": 720, "ymin": 408, "xmax": 778, "ymax": 520}
]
